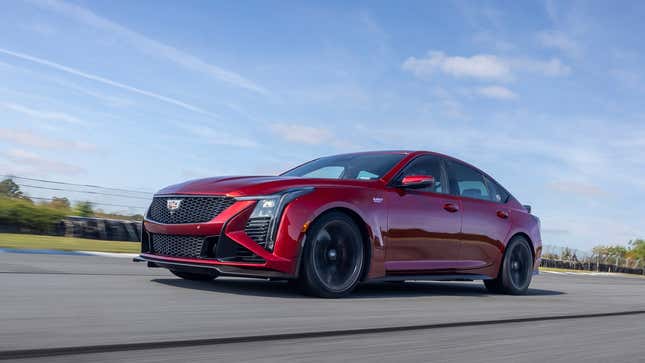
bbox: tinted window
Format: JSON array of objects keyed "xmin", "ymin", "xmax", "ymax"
[
  {"xmin": 283, "ymin": 153, "xmax": 406, "ymax": 180},
  {"xmin": 485, "ymin": 178, "xmax": 510, "ymax": 203},
  {"xmin": 395, "ymin": 155, "xmax": 445, "ymax": 193},
  {"xmin": 301, "ymin": 166, "xmax": 344, "ymax": 179},
  {"xmin": 446, "ymin": 161, "xmax": 491, "ymax": 201}
]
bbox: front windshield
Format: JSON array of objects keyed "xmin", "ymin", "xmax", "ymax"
[{"xmin": 282, "ymin": 153, "xmax": 406, "ymax": 180}]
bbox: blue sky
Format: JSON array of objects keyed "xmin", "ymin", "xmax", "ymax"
[{"xmin": 0, "ymin": 0, "xmax": 644, "ymax": 249}]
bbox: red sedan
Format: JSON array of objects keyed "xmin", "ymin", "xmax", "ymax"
[{"xmin": 138, "ymin": 151, "xmax": 541, "ymax": 298}]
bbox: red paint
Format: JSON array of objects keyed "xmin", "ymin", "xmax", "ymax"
[{"xmin": 142, "ymin": 150, "xmax": 541, "ymax": 281}]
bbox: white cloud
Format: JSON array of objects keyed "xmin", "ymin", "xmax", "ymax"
[
  {"xmin": 537, "ymin": 30, "xmax": 581, "ymax": 57},
  {"xmin": 402, "ymin": 50, "xmax": 570, "ymax": 80},
  {"xmin": 510, "ymin": 57, "xmax": 571, "ymax": 77},
  {"xmin": 403, "ymin": 51, "xmax": 511, "ymax": 80},
  {"xmin": 546, "ymin": 181, "xmax": 606, "ymax": 197},
  {"xmin": 176, "ymin": 123, "xmax": 257, "ymax": 148},
  {"xmin": 270, "ymin": 123, "xmax": 333, "ymax": 145},
  {"xmin": 477, "ymin": 85, "xmax": 518, "ymax": 100},
  {"xmin": 2, "ymin": 149, "xmax": 84, "ymax": 175},
  {"xmin": 0, "ymin": 48, "xmax": 218, "ymax": 118},
  {"xmin": 472, "ymin": 32, "xmax": 515, "ymax": 52},
  {"xmin": 1, "ymin": 102, "xmax": 84, "ymax": 125},
  {"xmin": 27, "ymin": 0, "xmax": 267, "ymax": 95},
  {"xmin": 52, "ymin": 79, "xmax": 134, "ymax": 108},
  {"xmin": 0, "ymin": 128, "xmax": 96, "ymax": 151}
]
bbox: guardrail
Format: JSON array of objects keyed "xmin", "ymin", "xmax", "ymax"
[{"xmin": 59, "ymin": 216, "xmax": 141, "ymax": 242}]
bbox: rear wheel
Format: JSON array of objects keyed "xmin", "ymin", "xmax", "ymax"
[
  {"xmin": 170, "ymin": 269, "xmax": 218, "ymax": 281},
  {"xmin": 297, "ymin": 212, "xmax": 365, "ymax": 298},
  {"xmin": 484, "ymin": 236, "xmax": 533, "ymax": 294}
]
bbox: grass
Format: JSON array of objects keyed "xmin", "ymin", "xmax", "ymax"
[{"xmin": 0, "ymin": 233, "xmax": 140, "ymax": 253}]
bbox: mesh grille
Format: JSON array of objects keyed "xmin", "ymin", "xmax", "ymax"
[
  {"xmin": 235, "ymin": 245, "xmax": 265, "ymax": 263},
  {"xmin": 147, "ymin": 196, "xmax": 235, "ymax": 224},
  {"xmin": 244, "ymin": 217, "xmax": 271, "ymax": 247},
  {"xmin": 150, "ymin": 234, "xmax": 205, "ymax": 258}
]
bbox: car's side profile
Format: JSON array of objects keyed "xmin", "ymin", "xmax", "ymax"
[{"xmin": 138, "ymin": 151, "xmax": 541, "ymax": 298}]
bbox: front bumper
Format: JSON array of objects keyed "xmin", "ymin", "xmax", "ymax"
[
  {"xmin": 140, "ymin": 198, "xmax": 298, "ymax": 278},
  {"xmin": 137, "ymin": 254, "xmax": 293, "ymax": 279}
]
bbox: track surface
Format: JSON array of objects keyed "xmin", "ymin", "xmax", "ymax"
[{"xmin": 1, "ymin": 253, "xmax": 644, "ymax": 362}]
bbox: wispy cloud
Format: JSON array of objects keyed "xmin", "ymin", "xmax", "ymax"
[
  {"xmin": 403, "ymin": 51, "xmax": 511, "ymax": 80},
  {"xmin": 0, "ymin": 128, "xmax": 96, "ymax": 151},
  {"xmin": 176, "ymin": 123, "xmax": 258, "ymax": 148},
  {"xmin": 1, "ymin": 102, "xmax": 84, "ymax": 125},
  {"xmin": 537, "ymin": 30, "xmax": 581, "ymax": 57},
  {"xmin": 509, "ymin": 57, "xmax": 570, "ymax": 77},
  {"xmin": 477, "ymin": 85, "xmax": 518, "ymax": 100},
  {"xmin": 546, "ymin": 180, "xmax": 606, "ymax": 197},
  {"xmin": 1, "ymin": 149, "xmax": 84, "ymax": 175},
  {"xmin": 52, "ymin": 79, "xmax": 134, "ymax": 108},
  {"xmin": 27, "ymin": 0, "xmax": 267, "ymax": 95},
  {"xmin": 270, "ymin": 123, "xmax": 334, "ymax": 145},
  {"xmin": 402, "ymin": 50, "xmax": 570, "ymax": 80},
  {"xmin": 0, "ymin": 47, "xmax": 218, "ymax": 118}
]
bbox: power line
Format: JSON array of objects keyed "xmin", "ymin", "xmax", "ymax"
[
  {"xmin": 28, "ymin": 196, "xmax": 147, "ymax": 210},
  {"xmin": 2, "ymin": 175, "xmax": 153, "ymax": 195},
  {"xmin": 16, "ymin": 183, "xmax": 153, "ymax": 201}
]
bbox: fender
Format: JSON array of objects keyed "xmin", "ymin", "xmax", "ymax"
[{"xmin": 274, "ymin": 186, "xmax": 388, "ymax": 278}]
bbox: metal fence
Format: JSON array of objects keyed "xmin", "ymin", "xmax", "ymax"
[{"xmin": 540, "ymin": 258, "xmax": 645, "ymax": 275}]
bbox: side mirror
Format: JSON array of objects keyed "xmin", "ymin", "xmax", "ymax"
[{"xmin": 399, "ymin": 175, "xmax": 435, "ymax": 189}]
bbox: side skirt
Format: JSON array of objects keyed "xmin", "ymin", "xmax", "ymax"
[{"xmin": 369, "ymin": 274, "xmax": 492, "ymax": 282}]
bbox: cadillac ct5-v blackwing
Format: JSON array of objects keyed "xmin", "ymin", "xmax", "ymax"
[{"xmin": 138, "ymin": 151, "xmax": 541, "ymax": 298}]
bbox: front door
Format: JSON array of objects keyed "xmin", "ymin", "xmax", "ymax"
[{"xmin": 385, "ymin": 155, "xmax": 463, "ymax": 272}]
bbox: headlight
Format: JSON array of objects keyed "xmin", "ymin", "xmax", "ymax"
[
  {"xmin": 240, "ymin": 187, "xmax": 314, "ymax": 251},
  {"xmin": 250, "ymin": 198, "xmax": 279, "ymax": 219}
]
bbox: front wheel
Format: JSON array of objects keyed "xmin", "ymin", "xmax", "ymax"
[
  {"xmin": 297, "ymin": 212, "xmax": 366, "ymax": 298},
  {"xmin": 484, "ymin": 236, "xmax": 533, "ymax": 295}
]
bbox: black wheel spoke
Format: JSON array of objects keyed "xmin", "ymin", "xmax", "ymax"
[
  {"xmin": 508, "ymin": 242, "xmax": 531, "ymax": 289},
  {"xmin": 311, "ymin": 219, "xmax": 363, "ymax": 293}
]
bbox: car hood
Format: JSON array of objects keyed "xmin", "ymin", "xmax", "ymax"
[{"xmin": 156, "ymin": 176, "xmax": 378, "ymax": 197}]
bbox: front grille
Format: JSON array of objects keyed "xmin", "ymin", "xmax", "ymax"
[
  {"xmin": 150, "ymin": 234, "xmax": 205, "ymax": 258},
  {"xmin": 244, "ymin": 217, "xmax": 271, "ymax": 247},
  {"xmin": 147, "ymin": 196, "xmax": 235, "ymax": 224}
]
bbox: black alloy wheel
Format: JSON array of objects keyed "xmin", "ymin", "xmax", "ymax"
[
  {"xmin": 484, "ymin": 236, "xmax": 533, "ymax": 294},
  {"xmin": 298, "ymin": 212, "xmax": 365, "ymax": 298}
]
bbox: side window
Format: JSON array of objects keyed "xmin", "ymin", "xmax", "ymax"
[
  {"xmin": 357, "ymin": 170, "xmax": 379, "ymax": 180},
  {"xmin": 445, "ymin": 161, "xmax": 492, "ymax": 201},
  {"xmin": 396, "ymin": 156, "xmax": 445, "ymax": 193},
  {"xmin": 485, "ymin": 178, "xmax": 509, "ymax": 203}
]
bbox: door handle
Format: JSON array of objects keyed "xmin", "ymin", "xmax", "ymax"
[
  {"xmin": 496, "ymin": 210, "xmax": 509, "ymax": 219},
  {"xmin": 443, "ymin": 203, "xmax": 459, "ymax": 213}
]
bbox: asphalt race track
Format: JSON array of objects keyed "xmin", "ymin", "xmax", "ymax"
[{"xmin": 1, "ymin": 253, "xmax": 644, "ymax": 362}]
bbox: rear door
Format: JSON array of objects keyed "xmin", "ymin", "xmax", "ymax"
[
  {"xmin": 445, "ymin": 160, "xmax": 511, "ymax": 271},
  {"xmin": 385, "ymin": 155, "xmax": 463, "ymax": 272}
]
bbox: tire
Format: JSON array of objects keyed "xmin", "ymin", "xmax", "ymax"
[
  {"xmin": 170, "ymin": 269, "xmax": 218, "ymax": 281},
  {"xmin": 484, "ymin": 236, "xmax": 533, "ymax": 295},
  {"xmin": 297, "ymin": 212, "xmax": 366, "ymax": 298}
]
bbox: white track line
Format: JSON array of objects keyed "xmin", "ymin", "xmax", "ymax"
[{"xmin": 79, "ymin": 251, "xmax": 139, "ymax": 258}]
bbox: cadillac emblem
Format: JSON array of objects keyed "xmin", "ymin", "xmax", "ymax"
[{"xmin": 166, "ymin": 199, "xmax": 182, "ymax": 214}]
